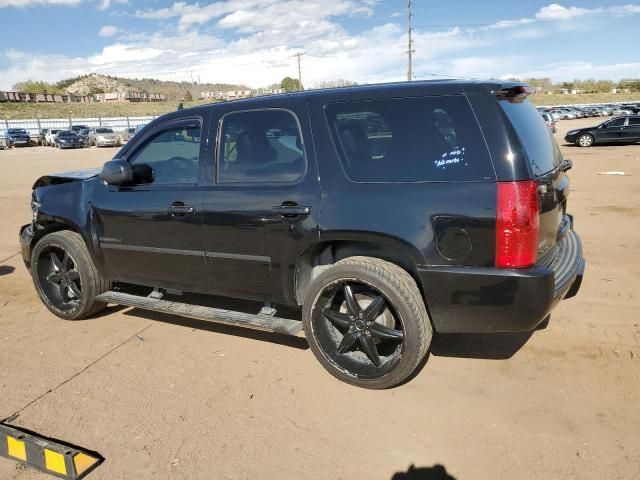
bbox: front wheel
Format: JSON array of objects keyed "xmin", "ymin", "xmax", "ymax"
[
  {"xmin": 30, "ymin": 231, "xmax": 111, "ymax": 320},
  {"xmin": 303, "ymin": 256, "xmax": 432, "ymax": 389},
  {"xmin": 577, "ymin": 134, "xmax": 594, "ymax": 147}
]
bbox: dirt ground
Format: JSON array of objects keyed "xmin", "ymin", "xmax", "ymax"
[{"xmin": 1, "ymin": 119, "xmax": 639, "ymax": 480}]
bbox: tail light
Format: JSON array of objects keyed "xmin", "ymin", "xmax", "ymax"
[{"xmin": 495, "ymin": 180, "xmax": 540, "ymax": 268}]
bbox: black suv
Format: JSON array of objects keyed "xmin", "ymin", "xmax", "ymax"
[{"xmin": 20, "ymin": 81, "xmax": 585, "ymax": 388}]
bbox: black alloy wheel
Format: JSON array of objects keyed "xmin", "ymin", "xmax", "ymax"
[
  {"xmin": 303, "ymin": 256, "xmax": 432, "ymax": 388},
  {"xmin": 36, "ymin": 246, "xmax": 82, "ymax": 313},
  {"xmin": 316, "ymin": 281, "xmax": 405, "ymax": 376}
]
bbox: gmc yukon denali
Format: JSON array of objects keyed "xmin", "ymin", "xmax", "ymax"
[{"xmin": 20, "ymin": 81, "xmax": 585, "ymax": 388}]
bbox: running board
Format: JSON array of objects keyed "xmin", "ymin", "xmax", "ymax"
[{"xmin": 96, "ymin": 291, "xmax": 303, "ymax": 336}]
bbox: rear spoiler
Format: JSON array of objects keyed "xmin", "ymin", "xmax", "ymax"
[{"xmin": 492, "ymin": 85, "xmax": 533, "ymax": 103}]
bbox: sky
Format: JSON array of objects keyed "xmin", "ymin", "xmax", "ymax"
[{"xmin": 1, "ymin": 0, "xmax": 639, "ymax": 90}]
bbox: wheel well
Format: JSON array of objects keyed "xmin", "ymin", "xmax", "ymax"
[
  {"xmin": 294, "ymin": 241, "xmax": 421, "ymax": 305},
  {"xmin": 31, "ymin": 221, "xmax": 77, "ymax": 250}
]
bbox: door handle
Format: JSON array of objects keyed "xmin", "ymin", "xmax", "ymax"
[
  {"xmin": 272, "ymin": 205, "xmax": 311, "ymax": 217},
  {"xmin": 169, "ymin": 203, "xmax": 195, "ymax": 216}
]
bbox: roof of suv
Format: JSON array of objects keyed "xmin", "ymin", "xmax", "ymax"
[{"xmin": 171, "ymin": 79, "xmax": 516, "ymax": 119}]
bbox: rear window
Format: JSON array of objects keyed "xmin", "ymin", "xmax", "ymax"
[
  {"xmin": 499, "ymin": 99, "xmax": 562, "ymax": 177},
  {"xmin": 325, "ymin": 96, "xmax": 494, "ymax": 182}
]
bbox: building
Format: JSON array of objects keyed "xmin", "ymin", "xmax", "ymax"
[{"xmin": 94, "ymin": 91, "xmax": 168, "ymax": 103}]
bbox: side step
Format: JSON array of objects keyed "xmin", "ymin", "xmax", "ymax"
[{"xmin": 96, "ymin": 291, "xmax": 303, "ymax": 337}]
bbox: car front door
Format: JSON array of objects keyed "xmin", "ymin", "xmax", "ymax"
[
  {"xmin": 91, "ymin": 116, "xmax": 210, "ymax": 293},
  {"xmin": 201, "ymin": 100, "xmax": 321, "ymax": 305},
  {"xmin": 597, "ymin": 117, "xmax": 627, "ymax": 142}
]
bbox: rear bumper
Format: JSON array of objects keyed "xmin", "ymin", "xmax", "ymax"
[{"xmin": 419, "ymin": 230, "xmax": 585, "ymax": 333}]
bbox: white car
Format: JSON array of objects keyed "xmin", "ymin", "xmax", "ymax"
[{"xmin": 45, "ymin": 129, "xmax": 63, "ymax": 146}]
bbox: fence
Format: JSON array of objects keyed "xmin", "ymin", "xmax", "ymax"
[{"xmin": 2, "ymin": 116, "xmax": 158, "ymax": 137}]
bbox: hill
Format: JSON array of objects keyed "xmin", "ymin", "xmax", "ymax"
[{"xmin": 57, "ymin": 73, "xmax": 248, "ymax": 100}]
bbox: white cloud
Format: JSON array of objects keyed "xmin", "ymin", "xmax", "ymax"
[
  {"xmin": 88, "ymin": 44, "xmax": 164, "ymax": 65},
  {"xmin": 136, "ymin": 0, "xmax": 375, "ymax": 32},
  {"xmin": 96, "ymin": 0, "xmax": 126, "ymax": 10},
  {"xmin": 0, "ymin": 0, "xmax": 80, "ymax": 7},
  {"xmin": 98, "ymin": 25, "xmax": 118, "ymax": 37},
  {"xmin": 535, "ymin": 4, "xmax": 591, "ymax": 21}
]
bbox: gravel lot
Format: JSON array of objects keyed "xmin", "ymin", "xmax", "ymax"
[{"xmin": 1, "ymin": 119, "xmax": 639, "ymax": 480}]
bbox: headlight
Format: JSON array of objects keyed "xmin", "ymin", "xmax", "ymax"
[
  {"xmin": 567, "ymin": 130, "xmax": 578, "ymax": 135},
  {"xmin": 31, "ymin": 199, "xmax": 40, "ymax": 223}
]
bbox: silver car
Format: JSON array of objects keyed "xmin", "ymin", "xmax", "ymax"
[{"xmin": 89, "ymin": 127, "xmax": 121, "ymax": 147}]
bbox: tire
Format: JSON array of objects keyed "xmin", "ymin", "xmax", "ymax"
[
  {"xmin": 30, "ymin": 231, "xmax": 111, "ymax": 320},
  {"xmin": 302, "ymin": 256, "xmax": 432, "ymax": 389},
  {"xmin": 577, "ymin": 134, "xmax": 594, "ymax": 147}
]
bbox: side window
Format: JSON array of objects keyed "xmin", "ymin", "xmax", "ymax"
[
  {"xmin": 326, "ymin": 96, "xmax": 493, "ymax": 182},
  {"xmin": 129, "ymin": 123, "xmax": 201, "ymax": 185},
  {"xmin": 218, "ymin": 109, "xmax": 305, "ymax": 183},
  {"xmin": 607, "ymin": 118, "xmax": 626, "ymax": 127},
  {"xmin": 629, "ymin": 117, "xmax": 640, "ymax": 125}
]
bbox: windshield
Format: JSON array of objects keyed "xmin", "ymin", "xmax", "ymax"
[
  {"xmin": 96, "ymin": 128, "xmax": 113, "ymax": 133},
  {"xmin": 8, "ymin": 129, "xmax": 27, "ymax": 134},
  {"xmin": 59, "ymin": 131, "xmax": 77, "ymax": 137},
  {"xmin": 79, "ymin": 129, "xmax": 90, "ymax": 135}
]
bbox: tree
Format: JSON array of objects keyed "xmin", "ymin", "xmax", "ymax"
[
  {"xmin": 281, "ymin": 76, "xmax": 301, "ymax": 92},
  {"xmin": 12, "ymin": 80, "xmax": 63, "ymax": 94},
  {"xmin": 184, "ymin": 90, "xmax": 193, "ymax": 101}
]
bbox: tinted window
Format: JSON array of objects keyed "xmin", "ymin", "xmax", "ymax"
[
  {"xmin": 499, "ymin": 98, "xmax": 562, "ymax": 177},
  {"xmin": 129, "ymin": 123, "xmax": 201, "ymax": 185},
  {"xmin": 606, "ymin": 117, "xmax": 626, "ymax": 127},
  {"xmin": 629, "ymin": 117, "xmax": 640, "ymax": 125},
  {"xmin": 96, "ymin": 128, "xmax": 113, "ymax": 134},
  {"xmin": 218, "ymin": 109, "xmax": 305, "ymax": 183},
  {"xmin": 325, "ymin": 96, "xmax": 493, "ymax": 182}
]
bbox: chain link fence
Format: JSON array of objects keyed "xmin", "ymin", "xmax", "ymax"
[{"xmin": 2, "ymin": 116, "xmax": 157, "ymax": 138}]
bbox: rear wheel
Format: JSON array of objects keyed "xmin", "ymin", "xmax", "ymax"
[
  {"xmin": 303, "ymin": 256, "xmax": 432, "ymax": 389},
  {"xmin": 30, "ymin": 231, "xmax": 110, "ymax": 320},
  {"xmin": 577, "ymin": 134, "xmax": 594, "ymax": 147}
]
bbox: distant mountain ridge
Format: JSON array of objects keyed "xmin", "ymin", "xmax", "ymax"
[{"xmin": 60, "ymin": 73, "xmax": 248, "ymax": 100}]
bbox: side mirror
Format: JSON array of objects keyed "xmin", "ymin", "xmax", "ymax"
[{"xmin": 100, "ymin": 159, "xmax": 132, "ymax": 185}]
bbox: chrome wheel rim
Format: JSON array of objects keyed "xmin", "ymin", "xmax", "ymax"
[
  {"xmin": 578, "ymin": 135, "xmax": 592, "ymax": 147},
  {"xmin": 36, "ymin": 246, "xmax": 82, "ymax": 312},
  {"xmin": 312, "ymin": 281, "xmax": 405, "ymax": 379}
]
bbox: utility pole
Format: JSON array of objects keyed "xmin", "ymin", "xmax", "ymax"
[
  {"xmin": 294, "ymin": 52, "xmax": 305, "ymax": 90},
  {"xmin": 407, "ymin": 0, "xmax": 415, "ymax": 81}
]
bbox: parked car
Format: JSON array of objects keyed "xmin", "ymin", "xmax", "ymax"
[
  {"xmin": 77, "ymin": 128, "xmax": 91, "ymax": 145},
  {"xmin": 0, "ymin": 131, "xmax": 8, "ymax": 149},
  {"xmin": 20, "ymin": 81, "xmax": 585, "ymax": 388},
  {"xmin": 610, "ymin": 107, "xmax": 633, "ymax": 116},
  {"xmin": 37, "ymin": 129, "xmax": 49, "ymax": 146},
  {"xmin": 549, "ymin": 109, "xmax": 574, "ymax": 120},
  {"xmin": 565, "ymin": 115, "xmax": 640, "ymax": 147},
  {"xmin": 45, "ymin": 129, "xmax": 63, "ymax": 146},
  {"xmin": 54, "ymin": 130, "xmax": 85, "ymax": 149},
  {"xmin": 6, "ymin": 128, "xmax": 31, "ymax": 147},
  {"xmin": 88, "ymin": 127, "xmax": 121, "ymax": 147},
  {"xmin": 541, "ymin": 112, "xmax": 557, "ymax": 133},
  {"xmin": 120, "ymin": 127, "xmax": 136, "ymax": 142},
  {"xmin": 71, "ymin": 124, "xmax": 90, "ymax": 133}
]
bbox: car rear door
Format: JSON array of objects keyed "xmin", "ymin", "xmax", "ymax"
[
  {"xmin": 627, "ymin": 117, "xmax": 640, "ymax": 141},
  {"xmin": 200, "ymin": 98, "xmax": 321, "ymax": 305}
]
